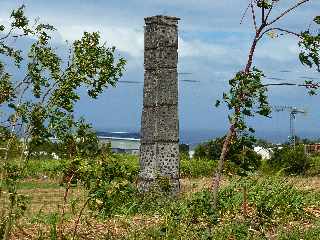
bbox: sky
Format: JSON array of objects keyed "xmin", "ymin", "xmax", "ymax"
[{"xmin": 0, "ymin": 0, "xmax": 320, "ymax": 142}]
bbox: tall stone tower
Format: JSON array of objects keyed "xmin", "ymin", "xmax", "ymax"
[{"xmin": 139, "ymin": 15, "xmax": 180, "ymax": 193}]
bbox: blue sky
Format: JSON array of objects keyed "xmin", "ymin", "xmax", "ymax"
[{"xmin": 1, "ymin": 0, "xmax": 320, "ymax": 141}]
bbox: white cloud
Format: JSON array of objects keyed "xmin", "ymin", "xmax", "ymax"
[
  {"xmin": 179, "ymin": 38, "xmax": 227, "ymax": 58},
  {"xmin": 58, "ymin": 25, "xmax": 144, "ymax": 58},
  {"xmin": 256, "ymin": 37, "xmax": 300, "ymax": 62}
]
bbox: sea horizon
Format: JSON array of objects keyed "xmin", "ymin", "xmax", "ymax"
[{"xmin": 96, "ymin": 128, "xmax": 320, "ymax": 147}]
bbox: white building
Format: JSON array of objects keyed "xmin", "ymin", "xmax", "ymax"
[{"xmin": 254, "ymin": 146, "xmax": 272, "ymax": 160}]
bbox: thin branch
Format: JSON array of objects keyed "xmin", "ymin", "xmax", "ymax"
[
  {"xmin": 263, "ymin": 82, "xmax": 315, "ymax": 87},
  {"xmin": 72, "ymin": 198, "xmax": 90, "ymax": 240},
  {"xmin": 41, "ymin": 81, "xmax": 58, "ymax": 104},
  {"xmin": 0, "ymin": 27, "xmax": 14, "ymax": 41},
  {"xmin": 267, "ymin": 0, "xmax": 310, "ymax": 26},
  {"xmin": 250, "ymin": 1, "xmax": 258, "ymax": 32},
  {"xmin": 265, "ymin": 3, "xmax": 274, "ymax": 22},
  {"xmin": 240, "ymin": 3, "xmax": 251, "ymax": 25},
  {"xmin": 261, "ymin": 2, "xmax": 265, "ymax": 25},
  {"xmin": 13, "ymin": 75, "xmax": 31, "ymax": 92},
  {"xmin": 263, "ymin": 82, "xmax": 300, "ymax": 86},
  {"xmin": 258, "ymin": 27, "xmax": 301, "ymax": 41}
]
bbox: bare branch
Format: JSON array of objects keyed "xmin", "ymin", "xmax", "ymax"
[
  {"xmin": 267, "ymin": 0, "xmax": 311, "ymax": 26},
  {"xmin": 263, "ymin": 82, "xmax": 320, "ymax": 88},
  {"xmin": 263, "ymin": 82, "xmax": 302, "ymax": 87},
  {"xmin": 261, "ymin": 3, "xmax": 265, "ymax": 25},
  {"xmin": 250, "ymin": 1, "xmax": 258, "ymax": 32},
  {"xmin": 13, "ymin": 75, "xmax": 31, "ymax": 92},
  {"xmin": 240, "ymin": 3, "xmax": 251, "ymax": 25}
]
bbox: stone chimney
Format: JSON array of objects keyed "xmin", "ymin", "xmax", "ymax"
[{"xmin": 138, "ymin": 15, "xmax": 180, "ymax": 193}]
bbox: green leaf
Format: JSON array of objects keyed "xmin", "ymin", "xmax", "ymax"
[{"xmin": 314, "ymin": 16, "xmax": 320, "ymax": 24}]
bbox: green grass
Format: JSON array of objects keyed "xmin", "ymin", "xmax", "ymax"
[
  {"xmin": 2, "ymin": 154, "xmax": 320, "ymax": 239},
  {"xmin": 23, "ymin": 158, "xmax": 68, "ymax": 178},
  {"xmin": 180, "ymin": 157, "xmax": 217, "ymax": 177},
  {"xmin": 17, "ymin": 180, "xmax": 61, "ymax": 190}
]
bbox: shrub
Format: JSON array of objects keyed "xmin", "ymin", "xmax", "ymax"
[
  {"xmin": 193, "ymin": 138, "xmax": 222, "ymax": 160},
  {"xmin": 179, "ymin": 144, "xmax": 190, "ymax": 160},
  {"xmin": 268, "ymin": 145, "xmax": 310, "ymax": 175},
  {"xmin": 306, "ymin": 156, "xmax": 320, "ymax": 176},
  {"xmin": 228, "ymin": 148, "xmax": 262, "ymax": 176},
  {"xmin": 180, "ymin": 157, "xmax": 216, "ymax": 177},
  {"xmin": 193, "ymin": 135, "xmax": 261, "ymax": 175}
]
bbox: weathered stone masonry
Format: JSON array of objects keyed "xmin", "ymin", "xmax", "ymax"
[{"xmin": 139, "ymin": 15, "xmax": 180, "ymax": 192}]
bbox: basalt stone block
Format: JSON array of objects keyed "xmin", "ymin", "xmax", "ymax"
[
  {"xmin": 139, "ymin": 143, "xmax": 156, "ymax": 173},
  {"xmin": 157, "ymin": 142, "xmax": 179, "ymax": 178},
  {"xmin": 145, "ymin": 24, "xmax": 178, "ymax": 50},
  {"xmin": 143, "ymin": 70, "xmax": 158, "ymax": 107},
  {"xmin": 143, "ymin": 69, "xmax": 178, "ymax": 106},
  {"xmin": 156, "ymin": 105, "xmax": 179, "ymax": 141},
  {"xmin": 157, "ymin": 69, "xmax": 178, "ymax": 105},
  {"xmin": 141, "ymin": 107, "xmax": 157, "ymax": 142},
  {"xmin": 138, "ymin": 143, "xmax": 157, "ymax": 192},
  {"xmin": 144, "ymin": 47, "xmax": 178, "ymax": 70}
]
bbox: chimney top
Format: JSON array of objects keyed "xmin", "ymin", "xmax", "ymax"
[{"xmin": 145, "ymin": 15, "xmax": 180, "ymax": 26}]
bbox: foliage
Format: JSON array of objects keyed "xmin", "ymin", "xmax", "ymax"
[
  {"xmin": 213, "ymin": 0, "xmax": 320, "ymax": 207},
  {"xmin": 299, "ymin": 17, "xmax": 320, "ymax": 73},
  {"xmin": 268, "ymin": 145, "xmax": 310, "ymax": 175},
  {"xmin": 194, "ymin": 135, "xmax": 262, "ymax": 175},
  {"xmin": 0, "ymin": 5, "xmax": 126, "ymax": 159},
  {"xmin": 0, "ymin": 161, "xmax": 30, "ymax": 239},
  {"xmin": 179, "ymin": 143, "xmax": 190, "ymax": 160},
  {"xmin": 0, "ymin": 5, "xmax": 126, "ymax": 239},
  {"xmin": 125, "ymin": 176, "xmax": 318, "ymax": 240},
  {"xmin": 216, "ymin": 67, "xmax": 271, "ymax": 132},
  {"xmin": 180, "ymin": 157, "xmax": 216, "ymax": 177},
  {"xmin": 2, "ymin": 152, "xmax": 320, "ymax": 239},
  {"xmin": 306, "ymin": 156, "xmax": 320, "ymax": 176}
]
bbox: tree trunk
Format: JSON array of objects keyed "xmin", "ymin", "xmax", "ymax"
[{"xmin": 212, "ymin": 124, "xmax": 235, "ymax": 208}]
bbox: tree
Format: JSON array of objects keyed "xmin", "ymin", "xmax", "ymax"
[
  {"xmin": 0, "ymin": 5, "xmax": 126, "ymax": 238},
  {"xmin": 214, "ymin": 0, "xmax": 320, "ymax": 207},
  {"xmin": 0, "ymin": 5, "xmax": 126, "ymax": 159}
]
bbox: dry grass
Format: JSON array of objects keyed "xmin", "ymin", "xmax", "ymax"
[
  {"xmin": 180, "ymin": 177, "xmax": 229, "ymax": 195},
  {"xmin": 287, "ymin": 176, "xmax": 320, "ymax": 191},
  {"xmin": 0, "ymin": 180, "xmax": 86, "ymax": 215},
  {"xmin": 10, "ymin": 215, "xmax": 163, "ymax": 240},
  {"xmin": 2, "ymin": 175, "xmax": 320, "ymax": 239}
]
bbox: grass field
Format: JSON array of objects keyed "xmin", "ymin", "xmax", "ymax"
[{"xmin": 1, "ymin": 155, "xmax": 320, "ymax": 239}]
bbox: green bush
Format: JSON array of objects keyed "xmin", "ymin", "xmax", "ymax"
[
  {"xmin": 306, "ymin": 156, "xmax": 320, "ymax": 176},
  {"xmin": 228, "ymin": 148, "xmax": 262, "ymax": 176},
  {"xmin": 193, "ymin": 138, "xmax": 223, "ymax": 160},
  {"xmin": 193, "ymin": 135, "xmax": 262, "ymax": 175},
  {"xmin": 126, "ymin": 176, "xmax": 318, "ymax": 239},
  {"xmin": 23, "ymin": 159, "xmax": 67, "ymax": 178},
  {"xmin": 180, "ymin": 157, "xmax": 216, "ymax": 177},
  {"xmin": 179, "ymin": 143, "xmax": 190, "ymax": 160},
  {"xmin": 268, "ymin": 145, "xmax": 310, "ymax": 175}
]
